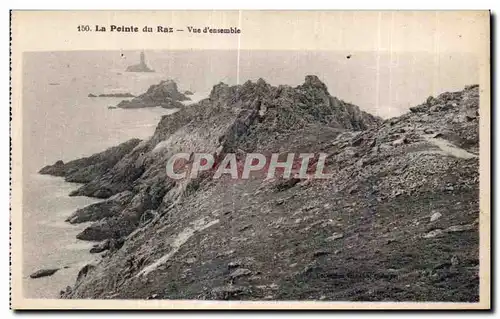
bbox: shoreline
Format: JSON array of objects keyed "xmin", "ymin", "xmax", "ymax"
[{"xmin": 22, "ymin": 174, "xmax": 101, "ymax": 298}]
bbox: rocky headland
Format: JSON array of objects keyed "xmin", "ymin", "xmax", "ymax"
[
  {"xmin": 116, "ymin": 80, "xmax": 190, "ymax": 109},
  {"xmin": 39, "ymin": 76, "xmax": 480, "ymax": 301}
]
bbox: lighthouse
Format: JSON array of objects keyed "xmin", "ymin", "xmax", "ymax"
[
  {"xmin": 125, "ymin": 51, "xmax": 155, "ymax": 72},
  {"xmin": 140, "ymin": 51, "xmax": 146, "ymax": 66}
]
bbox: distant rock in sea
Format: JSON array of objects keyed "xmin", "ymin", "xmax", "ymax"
[
  {"xmin": 184, "ymin": 90, "xmax": 194, "ymax": 95},
  {"xmin": 125, "ymin": 51, "xmax": 155, "ymax": 73},
  {"xmin": 88, "ymin": 93, "xmax": 135, "ymax": 98},
  {"xmin": 117, "ymin": 79, "xmax": 190, "ymax": 109},
  {"xmin": 30, "ymin": 268, "xmax": 59, "ymax": 279}
]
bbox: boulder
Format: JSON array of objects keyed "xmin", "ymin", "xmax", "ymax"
[
  {"xmin": 229, "ymin": 268, "xmax": 252, "ymax": 279},
  {"xmin": 30, "ymin": 268, "xmax": 59, "ymax": 279},
  {"xmin": 430, "ymin": 212, "xmax": 442, "ymax": 222}
]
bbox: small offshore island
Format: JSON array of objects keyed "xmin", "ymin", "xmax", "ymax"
[
  {"xmin": 116, "ymin": 79, "xmax": 190, "ymax": 109},
  {"xmin": 125, "ymin": 51, "xmax": 154, "ymax": 73},
  {"xmin": 88, "ymin": 93, "xmax": 135, "ymax": 98}
]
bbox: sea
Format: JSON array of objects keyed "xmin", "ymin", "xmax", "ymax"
[{"xmin": 21, "ymin": 50, "xmax": 477, "ymax": 298}]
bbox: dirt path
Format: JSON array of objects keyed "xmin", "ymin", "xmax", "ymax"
[
  {"xmin": 424, "ymin": 135, "xmax": 478, "ymax": 159},
  {"xmin": 135, "ymin": 217, "xmax": 220, "ymax": 277}
]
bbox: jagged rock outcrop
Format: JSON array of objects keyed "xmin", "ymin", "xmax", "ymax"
[
  {"xmin": 39, "ymin": 139, "xmax": 141, "ymax": 184},
  {"xmin": 117, "ymin": 80, "xmax": 190, "ymax": 109},
  {"xmin": 90, "ymin": 238, "xmax": 124, "ymax": 254},
  {"xmin": 66, "ymin": 191, "xmax": 134, "ymax": 224},
  {"xmin": 44, "ymin": 77, "xmax": 479, "ymax": 302}
]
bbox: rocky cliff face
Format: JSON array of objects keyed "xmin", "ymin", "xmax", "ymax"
[
  {"xmin": 41, "ymin": 77, "xmax": 479, "ymax": 302},
  {"xmin": 117, "ymin": 80, "xmax": 190, "ymax": 109}
]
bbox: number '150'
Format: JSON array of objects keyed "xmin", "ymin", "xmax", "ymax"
[{"xmin": 77, "ymin": 25, "xmax": 91, "ymax": 32}]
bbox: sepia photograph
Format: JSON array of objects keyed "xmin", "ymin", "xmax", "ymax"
[{"xmin": 10, "ymin": 10, "xmax": 490, "ymax": 309}]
